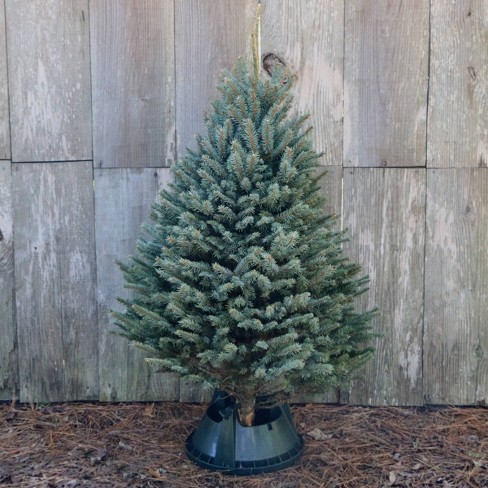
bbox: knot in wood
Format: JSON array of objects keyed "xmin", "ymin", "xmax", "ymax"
[{"xmin": 262, "ymin": 52, "xmax": 287, "ymax": 77}]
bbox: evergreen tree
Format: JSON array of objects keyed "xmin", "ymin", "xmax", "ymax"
[{"xmin": 113, "ymin": 47, "xmax": 376, "ymax": 426}]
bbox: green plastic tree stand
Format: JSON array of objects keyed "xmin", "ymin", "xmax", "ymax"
[{"xmin": 186, "ymin": 390, "xmax": 304, "ymax": 475}]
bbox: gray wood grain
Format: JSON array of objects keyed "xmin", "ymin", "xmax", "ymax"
[
  {"xmin": 175, "ymin": 0, "xmax": 255, "ymax": 159},
  {"xmin": 5, "ymin": 0, "xmax": 92, "ymax": 162},
  {"xmin": 261, "ymin": 0, "xmax": 344, "ymax": 166},
  {"xmin": 428, "ymin": 1, "xmax": 488, "ymax": 168},
  {"xmin": 318, "ymin": 165, "xmax": 343, "ymax": 219},
  {"xmin": 344, "ymin": 0, "xmax": 429, "ymax": 167},
  {"xmin": 0, "ymin": 161, "xmax": 17, "ymax": 400},
  {"xmin": 424, "ymin": 169, "xmax": 488, "ymax": 405},
  {"xmin": 343, "ymin": 168, "xmax": 426, "ymax": 405},
  {"xmin": 0, "ymin": 2, "xmax": 10, "ymax": 159},
  {"xmin": 13, "ymin": 162, "xmax": 98, "ymax": 402},
  {"xmin": 1, "ymin": 0, "xmax": 486, "ymax": 408},
  {"xmin": 91, "ymin": 0, "xmax": 175, "ymax": 169},
  {"xmin": 95, "ymin": 167, "xmax": 179, "ymax": 401}
]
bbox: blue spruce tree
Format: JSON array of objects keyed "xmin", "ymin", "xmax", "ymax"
[{"xmin": 114, "ymin": 42, "xmax": 376, "ymax": 426}]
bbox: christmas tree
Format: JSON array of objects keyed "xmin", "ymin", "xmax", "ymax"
[{"xmin": 113, "ymin": 32, "xmax": 376, "ymax": 426}]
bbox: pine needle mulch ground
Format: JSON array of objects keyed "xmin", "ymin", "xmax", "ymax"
[{"xmin": 0, "ymin": 401, "xmax": 487, "ymax": 488}]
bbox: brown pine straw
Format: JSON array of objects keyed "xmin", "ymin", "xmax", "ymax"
[{"xmin": 0, "ymin": 401, "xmax": 487, "ymax": 487}]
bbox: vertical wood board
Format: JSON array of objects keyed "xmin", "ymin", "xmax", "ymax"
[
  {"xmin": 95, "ymin": 167, "xmax": 179, "ymax": 401},
  {"xmin": 2, "ymin": 0, "xmax": 486, "ymax": 407},
  {"xmin": 91, "ymin": 0, "xmax": 176, "ymax": 169},
  {"xmin": 261, "ymin": 0, "xmax": 344, "ymax": 166},
  {"xmin": 0, "ymin": 1, "xmax": 10, "ymax": 159},
  {"xmin": 343, "ymin": 168, "xmax": 426, "ymax": 405},
  {"xmin": 318, "ymin": 165, "xmax": 342, "ymax": 220},
  {"xmin": 302, "ymin": 165, "xmax": 343, "ymax": 404},
  {"xmin": 13, "ymin": 162, "xmax": 98, "ymax": 402},
  {"xmin": 424, "ymin": 169, "xmax": 488, "ymax": 404},
  {"xmin": 175, "ymin": 0, "xmax": 256, "ymax": 159},
  {"xmin": 0, "ymin": 161, "xmax": 17, "ymax": 399},
  {"xmin": 5, "ymin": 0, "xmax": 92, "ymax": 162},
  {"xmin": 428, "ymin": 1, "xmax": 488, "ymax": 168},
  {"xmin": 344, "ymin": 0, "xmax": 429, "ymax": 167}
]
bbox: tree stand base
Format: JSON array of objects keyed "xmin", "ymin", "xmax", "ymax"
[{"xmin": 186, "ymin": 390, "xmax": 304, "ymax": 475}]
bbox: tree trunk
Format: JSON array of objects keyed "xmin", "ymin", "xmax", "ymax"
[{"xmin": 237, "ymin": 394, "xmax": 255, "ymax": 427}]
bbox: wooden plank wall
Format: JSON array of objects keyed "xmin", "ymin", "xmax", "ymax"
[
  {"xmin": 0, "ymin": 1, "xmax": 9, "ymax": 157},
  {"xmin": 6, "ymin": 0, "xmax": 92, "ymax": 162},
  {"xmin": 0, "ymin": 161, "xmax": 16, "ymax": 400},
  {"xmin": 13, "ymin": 163, "xmax": 98, "ymax": 402},
  {"xmin": 91, "ymin": 0, "xmax": 176, "ymax": 169},
  {"xmin": 0, "ymin": 0, "xmax": 486, "ymax": 406},
  {"xmin": 95, "ymin": 167, "xmax": 179, "ymax": 402}
]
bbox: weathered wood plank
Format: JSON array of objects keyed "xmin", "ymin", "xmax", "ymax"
[
  {"xmin": 175, "ymin": 0, "xmax": 255, "ymax": 159},
  {"xmin": 428, "ymin": 1, "xmax": 488, "ymax": 168},
  {"xmin": 301, "ymin": 165, "xmax": 343, "ymax": 404},
  {"xmin": 318, "ymin": 165, "xmax": 343, "ymax": 219},
  {"xmin": 5, "ymin": 0, "xmax": 91, "ymax": 162},
  {"xmin": 175, "ymin": 0, "xmax": 255, "ymax": 402},
  {"xmin": 0, "ymin": 1, "xmax": 10, "ymax": 159},
  {"xmin": 13, "ymin": 162, "xmax": 98, "ymax": 402},
  {"xmin": 343, "ymin": 168, "xmax": 426, "ymax": 405},
  {"xmin": 95, "ymin": 168, "xmax": 179, "ymax": 401},
  {"xmin": 261, "ymin": 0, "xmax": 344, "ymax": 166},
  {"xmin": 424, "ymin": 169, "xmax": 488, "ymax": 405},
  {"xmin": 344, "ymin": 1, "xmax": 429, "ymax": 167},
  {"xmin": 0, "ymin": 161, "xmax": 17, "ymax": 400},
  {"xmin": 91, "ymin": 0, "xmax": 175, "ymax": 169}
]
